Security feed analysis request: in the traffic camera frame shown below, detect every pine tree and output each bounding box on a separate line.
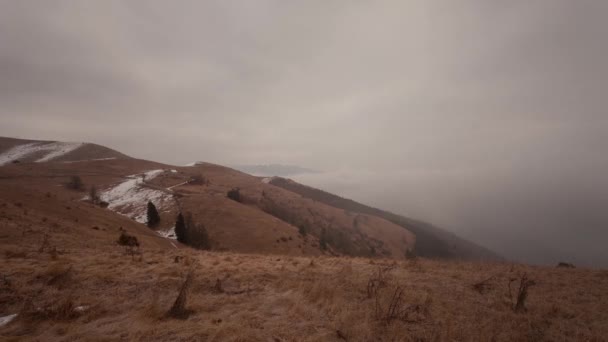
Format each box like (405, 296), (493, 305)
(175, 213), (186, 243)
(146, 201), (161, 228)
(183, 212), (211, 250)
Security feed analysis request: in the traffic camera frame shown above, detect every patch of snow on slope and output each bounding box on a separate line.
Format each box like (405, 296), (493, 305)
(158, 226), (177, 240)
(261, 177), (275, 184)
(0, 142), (84, 165)
(36, 142), (84, 162)
(0, 313), (17, 327)
(74, 305), (89, 313)
(100, 169), (174, 223)
(184, 161), (203, 166)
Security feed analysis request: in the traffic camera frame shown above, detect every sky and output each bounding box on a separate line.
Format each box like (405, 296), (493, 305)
(1, 1), (607, 267)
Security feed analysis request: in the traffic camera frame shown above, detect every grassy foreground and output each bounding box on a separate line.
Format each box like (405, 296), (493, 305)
(1, 239), (607, 341)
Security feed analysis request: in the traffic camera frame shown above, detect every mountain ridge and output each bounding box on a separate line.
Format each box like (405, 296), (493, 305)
(0, 136), (495, 261)
(268, 176), (500, 260)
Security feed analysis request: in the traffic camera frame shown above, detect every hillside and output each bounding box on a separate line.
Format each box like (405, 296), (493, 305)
(268, 177), (499, 260)
(0, 136), (500, 261)
(0, 137), (130, 166)
(0, 137), (415, 259)
(0, 137), (606, 341)
(1, 208), (607, 340)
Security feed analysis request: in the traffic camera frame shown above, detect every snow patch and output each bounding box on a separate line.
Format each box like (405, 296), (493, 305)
(184, 161), (203, 167)
(100, 169), (173, 224)
(37, 142), (85, 162)
(0, 141), (84, 165)
(0, 313), (17, 327)
(170, 169), (178, 173)
(158, 226), (177, 240)
(74, 305), (89, 312)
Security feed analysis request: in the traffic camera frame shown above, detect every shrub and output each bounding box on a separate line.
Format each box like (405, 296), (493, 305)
(66, 176), (84, 191)
(509, 273), (536, 312)
(227, 188), (241, 202)
(146, 201), (161, 228)
(89, 186), (100, 204)
(117, 231), (139, 247)
(367, 266), (428, 325)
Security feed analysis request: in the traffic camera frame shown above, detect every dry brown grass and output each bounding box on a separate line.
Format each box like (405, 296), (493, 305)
(0, 242), (607, 341)
(1, 159), (607, 341)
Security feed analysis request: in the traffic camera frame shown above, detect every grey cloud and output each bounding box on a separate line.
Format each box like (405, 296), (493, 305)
(1, 1), (607, 266)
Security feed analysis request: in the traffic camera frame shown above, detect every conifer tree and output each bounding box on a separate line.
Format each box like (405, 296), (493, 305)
(146, 201), (161, 228)
(175, 213), (186, 243)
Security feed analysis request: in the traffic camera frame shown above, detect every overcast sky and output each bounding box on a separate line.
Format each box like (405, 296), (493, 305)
(1, 1), (607, 267)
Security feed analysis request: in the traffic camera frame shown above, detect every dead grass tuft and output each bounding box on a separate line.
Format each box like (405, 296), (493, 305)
(214, 278), (224, 293)
(366, 265), (429, 326)
(38, 233), (50, 253)
(166, 271), (194, 319)
(366, 265), (394, 299)
(509, 273), (536, 312)
(472, 275), (496, 294)
(43, 263), (73, 289)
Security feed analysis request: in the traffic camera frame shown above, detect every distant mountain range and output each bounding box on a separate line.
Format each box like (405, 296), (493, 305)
(232, 164), (318, 177)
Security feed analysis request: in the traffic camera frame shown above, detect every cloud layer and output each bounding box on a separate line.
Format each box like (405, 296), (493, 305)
(1, 1), (607, 266)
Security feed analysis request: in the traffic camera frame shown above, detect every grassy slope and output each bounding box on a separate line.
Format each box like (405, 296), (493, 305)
(1, 221), (606, 341)
(0, 157), (414, 259)
(269, 177), (499, 260)
(0, 137), (131, 163)
(0, 149), (606, 341)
